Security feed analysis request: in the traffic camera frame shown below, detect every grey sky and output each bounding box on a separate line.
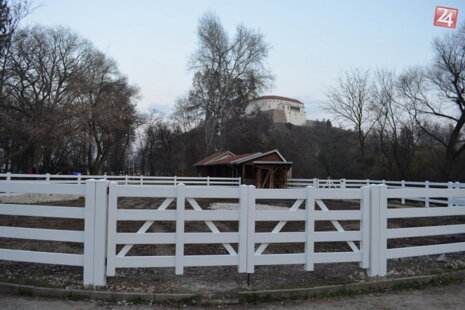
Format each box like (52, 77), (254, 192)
(23, 0), (465, 120)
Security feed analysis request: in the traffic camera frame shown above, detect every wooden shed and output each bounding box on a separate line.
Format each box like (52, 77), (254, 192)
(193, 149), (292, 188)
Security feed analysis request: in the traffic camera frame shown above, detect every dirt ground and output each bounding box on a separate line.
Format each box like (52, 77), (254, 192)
(1, 196), (465, 297)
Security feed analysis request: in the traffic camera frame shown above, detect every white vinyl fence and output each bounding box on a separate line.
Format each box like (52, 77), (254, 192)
(0, 180), (108, 286)
(1, 180), (465, 286)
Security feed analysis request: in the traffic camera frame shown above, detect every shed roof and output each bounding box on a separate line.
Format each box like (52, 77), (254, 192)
(194, 149), (288, 167)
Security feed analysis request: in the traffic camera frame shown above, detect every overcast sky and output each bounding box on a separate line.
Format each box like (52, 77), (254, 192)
(23, 0), (465, 121)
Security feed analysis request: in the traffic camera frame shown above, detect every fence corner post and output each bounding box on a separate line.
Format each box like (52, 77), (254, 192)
(238, 185), (249, 273)
(304, 186), (315, 271)
(175, 183), (186, 275)
(246, 185), (256, 274)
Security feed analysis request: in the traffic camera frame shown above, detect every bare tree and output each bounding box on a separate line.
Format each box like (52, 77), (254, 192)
(398, 25), (465, 178)
(176, 13), (273, 154)
(326, 69), (377, 177)
(0, 26), (92, 170)
(170, 96), (201, 133)
(372, 69), (418, 179)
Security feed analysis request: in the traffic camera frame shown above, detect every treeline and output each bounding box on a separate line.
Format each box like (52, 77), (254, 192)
(133, 112), (465, 181)
(0, 1), (139, 174)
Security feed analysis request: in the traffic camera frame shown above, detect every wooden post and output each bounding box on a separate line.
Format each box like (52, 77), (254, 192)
(256, 168), (261, 188)
(270, 167), (274, 188)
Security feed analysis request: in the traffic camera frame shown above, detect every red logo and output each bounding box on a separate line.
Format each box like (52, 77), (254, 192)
(434, 6), (458, 28)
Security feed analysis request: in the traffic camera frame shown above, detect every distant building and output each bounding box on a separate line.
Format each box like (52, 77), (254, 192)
(245, 95), (307, 126)
(193, 149), (292, 188)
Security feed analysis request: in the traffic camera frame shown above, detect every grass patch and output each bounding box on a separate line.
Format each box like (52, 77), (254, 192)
(18, 289), (33, 296)
(68, 294), (87, 301)
(129, 297), (146, 305)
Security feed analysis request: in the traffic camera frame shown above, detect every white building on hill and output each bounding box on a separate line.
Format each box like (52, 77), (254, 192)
(245, 95), (307, 126)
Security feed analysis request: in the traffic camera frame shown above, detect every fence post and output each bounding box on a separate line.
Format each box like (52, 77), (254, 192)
(378, 185), (388, 276)
(368, 185), (380, 277)
(452, 181), (460, 207)
(83, 179), (109, 286)
(77, 174), (82, 184)
(448, 182), (453, 207)
(46, 173), (50, 183)
(425, 181), (430, 207)
(207, 176), (210, 186)
(94, 180), (108, 285)
(341, 179), (346, 189)
(360, 186), (370, 269)
(6, 172), (11, 196)
(238, 185), (249, 273)
(313, 178), (319, 189)
(366, 179), (369, 185)
(106, 182), (118, 277)
(175, 183), (186, 275)
(246, 185), (256, 273)
(125, 175), (128, 185)
(401, 180), (405, 205)
(174, 175), (177, 186)
(304, 186), (315, 271)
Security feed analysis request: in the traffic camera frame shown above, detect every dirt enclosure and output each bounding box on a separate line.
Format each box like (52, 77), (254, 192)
(1, 194), (465, 297)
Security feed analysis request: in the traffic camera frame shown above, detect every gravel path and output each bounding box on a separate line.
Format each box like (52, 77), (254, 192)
(1, 283), (465, 309)
(0, 194), (80, 204)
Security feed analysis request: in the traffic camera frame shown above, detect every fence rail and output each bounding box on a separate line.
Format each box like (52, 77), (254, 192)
(0, 173), (241, 187)
(1, 179), (465, 286)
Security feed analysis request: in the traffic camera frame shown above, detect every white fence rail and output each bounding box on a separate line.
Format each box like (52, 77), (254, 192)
(0, 173), (241, 187)
(1, 180), (465, 286)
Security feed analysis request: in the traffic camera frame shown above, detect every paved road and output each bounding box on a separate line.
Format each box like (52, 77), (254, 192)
(1, 283), (465, 309)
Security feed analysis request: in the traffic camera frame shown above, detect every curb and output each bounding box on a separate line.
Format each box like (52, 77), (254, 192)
(239, 270), (465, 302)
(1, 270), (465, 305)
(0, 282), (197, 303)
